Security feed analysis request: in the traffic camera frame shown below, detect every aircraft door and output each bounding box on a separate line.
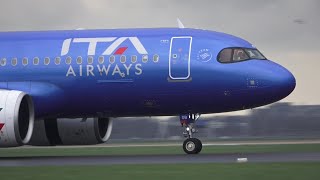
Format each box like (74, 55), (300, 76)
(169, 37), (192, 80)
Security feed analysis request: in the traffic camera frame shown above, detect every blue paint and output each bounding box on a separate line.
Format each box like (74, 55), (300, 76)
(0, 28), (296, 118)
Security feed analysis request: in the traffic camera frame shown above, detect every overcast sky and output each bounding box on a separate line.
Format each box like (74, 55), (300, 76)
(0, 0), (319, 106)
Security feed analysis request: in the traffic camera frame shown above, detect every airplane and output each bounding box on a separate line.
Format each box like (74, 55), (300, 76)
(0, 21), (295, 154)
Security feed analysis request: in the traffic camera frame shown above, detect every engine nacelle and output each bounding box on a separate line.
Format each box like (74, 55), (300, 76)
(29, 117), (113, 146)
(0, 90), (35, 147)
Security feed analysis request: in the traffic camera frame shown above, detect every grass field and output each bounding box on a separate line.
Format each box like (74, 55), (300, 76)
(0, 163), (319, 180)
(1, 143), (320, 157)
(1, 143), (320, 179)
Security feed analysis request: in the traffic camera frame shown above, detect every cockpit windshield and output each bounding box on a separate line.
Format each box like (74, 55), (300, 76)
(245, 49), (266, 60)
(218, 48), (266, 63)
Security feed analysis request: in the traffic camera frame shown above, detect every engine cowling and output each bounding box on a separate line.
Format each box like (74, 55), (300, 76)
(29, 117), (113, 146)
(0, 90), (35, 147)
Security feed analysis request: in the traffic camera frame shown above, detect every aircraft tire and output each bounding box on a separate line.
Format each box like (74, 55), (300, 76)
(183, 138), (202, 154)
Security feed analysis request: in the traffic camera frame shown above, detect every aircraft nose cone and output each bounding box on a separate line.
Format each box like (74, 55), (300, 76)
(272, 66), (296, 99)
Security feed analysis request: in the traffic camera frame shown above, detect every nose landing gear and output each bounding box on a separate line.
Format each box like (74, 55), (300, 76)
(180, 113), (202, 154)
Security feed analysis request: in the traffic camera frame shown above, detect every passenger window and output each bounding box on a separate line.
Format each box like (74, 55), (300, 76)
(120, 55), (126, 63)
(218, 49), (233, 63)
(87, 56), (94, 64)
(76, 56), (82, 64)
(44, 57), (50, 65)
(233, 49), (249, 61)
(12, 58), (17, 66)
(0, 58), (6, 66)
(98, 56), (104, 64)
(153, 54), (160, 63)
(109, 55), (115, 64)
(33, 57), (40, 65)
(131, 55), (137, 63)
(65, 57), (72, 65)
(55, 57), (61, 65)
(22, 58), (28, 66)
(142, 55), (148, 63)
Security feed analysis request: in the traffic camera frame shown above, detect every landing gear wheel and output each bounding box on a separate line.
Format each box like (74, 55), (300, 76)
(183, 138), (202, 154)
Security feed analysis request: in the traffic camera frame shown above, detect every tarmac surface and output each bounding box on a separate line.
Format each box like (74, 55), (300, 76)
(1, 152), (320, 166)
(19, 139), (320, 148)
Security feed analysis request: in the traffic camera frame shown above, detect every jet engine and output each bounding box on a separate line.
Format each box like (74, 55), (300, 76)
(0, 90), (35, 147)
(29, 117), (113, 146)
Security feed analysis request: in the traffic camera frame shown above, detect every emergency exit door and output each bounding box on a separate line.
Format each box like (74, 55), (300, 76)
(169, 37), (192, 80)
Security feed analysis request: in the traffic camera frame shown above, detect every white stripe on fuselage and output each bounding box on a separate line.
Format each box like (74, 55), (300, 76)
(61, 37), (148, 56)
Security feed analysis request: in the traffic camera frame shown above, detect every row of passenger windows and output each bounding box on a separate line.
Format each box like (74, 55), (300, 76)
(0, 54), (160, 67)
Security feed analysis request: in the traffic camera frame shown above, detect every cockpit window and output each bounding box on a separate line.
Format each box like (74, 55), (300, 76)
(244, 49), (266, 60)
(218, 48), (267, 63)
(218, 49), (233, 63)
(233, 49), (249, 61)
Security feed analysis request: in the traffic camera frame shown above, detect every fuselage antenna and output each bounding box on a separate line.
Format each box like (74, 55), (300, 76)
(177, 18), (185, 29)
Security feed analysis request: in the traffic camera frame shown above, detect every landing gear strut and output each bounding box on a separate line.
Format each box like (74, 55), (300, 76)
(180, 113), (202, 154)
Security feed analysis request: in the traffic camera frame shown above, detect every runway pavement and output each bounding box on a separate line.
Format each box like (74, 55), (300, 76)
(19, 139), (320, 149)
(1, 152), (320, 167)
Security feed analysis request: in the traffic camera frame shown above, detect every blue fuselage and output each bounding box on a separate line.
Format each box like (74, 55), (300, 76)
(0, 28), (296, 118)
